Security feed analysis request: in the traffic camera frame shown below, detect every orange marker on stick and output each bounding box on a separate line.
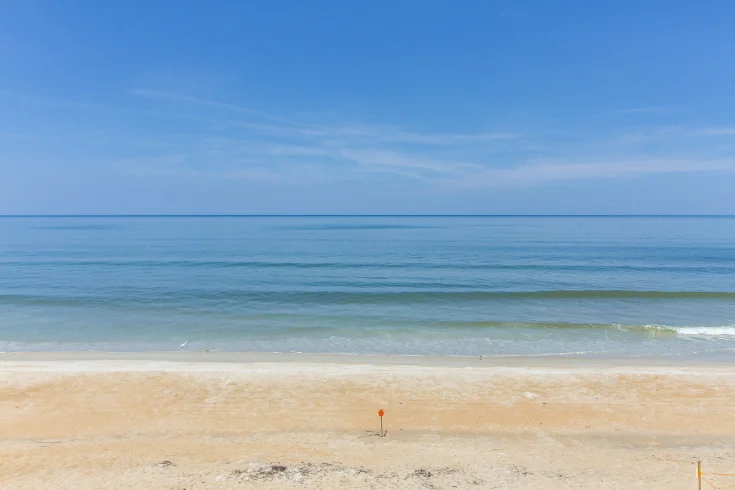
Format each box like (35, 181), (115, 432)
(378, 409), (385, 438)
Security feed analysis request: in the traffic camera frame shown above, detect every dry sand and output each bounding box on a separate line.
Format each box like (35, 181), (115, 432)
(1, 352), (735, 489)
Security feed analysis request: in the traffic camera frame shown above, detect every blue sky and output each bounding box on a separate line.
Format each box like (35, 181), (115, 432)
(2, 1), (735, 214)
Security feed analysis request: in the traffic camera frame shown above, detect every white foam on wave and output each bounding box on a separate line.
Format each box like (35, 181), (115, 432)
(674, 326), (735, 336)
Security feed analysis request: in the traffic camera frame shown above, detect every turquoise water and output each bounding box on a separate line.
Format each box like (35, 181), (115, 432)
(1, 216), (734, 358)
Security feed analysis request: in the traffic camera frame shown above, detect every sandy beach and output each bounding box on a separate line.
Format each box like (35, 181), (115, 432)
(2, 353), (735, 489)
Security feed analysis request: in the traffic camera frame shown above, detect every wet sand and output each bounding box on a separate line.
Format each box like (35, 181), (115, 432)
(1, 353), (734, 489)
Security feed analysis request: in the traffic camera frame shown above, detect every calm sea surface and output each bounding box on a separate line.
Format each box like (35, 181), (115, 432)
(1, 216), (734, 358)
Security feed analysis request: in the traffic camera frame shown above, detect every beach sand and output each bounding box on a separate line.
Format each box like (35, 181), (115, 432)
(1, 353), (734, 489)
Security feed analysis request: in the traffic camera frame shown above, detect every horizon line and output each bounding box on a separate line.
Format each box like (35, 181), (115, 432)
(1, 214), (734, 218)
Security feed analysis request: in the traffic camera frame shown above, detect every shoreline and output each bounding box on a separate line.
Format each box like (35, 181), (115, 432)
(2, 349), (735, 370)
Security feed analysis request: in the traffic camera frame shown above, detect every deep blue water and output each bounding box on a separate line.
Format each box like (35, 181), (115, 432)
(1, 216), (734, 358)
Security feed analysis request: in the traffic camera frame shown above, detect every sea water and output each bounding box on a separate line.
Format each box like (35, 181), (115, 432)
(1, 216), (734, 359)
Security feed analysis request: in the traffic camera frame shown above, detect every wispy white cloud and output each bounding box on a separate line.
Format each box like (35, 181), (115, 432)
(380, 131), (518, 145)
(8, 88), (735, 188)
(334, 149), (482, 176)
(128, 89), (303, 125)
(114, 133), (735, 189)
(445, 157), (735, 188)
(616, 107), (673, 115)
(130, 88), (520, 147)
(612, 125), (735, 147)
(695, 127), (735, 136)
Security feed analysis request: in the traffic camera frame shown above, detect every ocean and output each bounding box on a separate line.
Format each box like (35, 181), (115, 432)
(1, 216), (734, 359)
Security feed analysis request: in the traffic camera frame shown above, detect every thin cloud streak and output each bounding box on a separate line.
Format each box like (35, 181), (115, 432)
(131, 89), (520, 146)
(9, 89), (735, 189)
(128, 89), (302, 125)
(451, 157), (735, 187)
(696, 127), (735, 136)
(616, 107), (672, 115)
